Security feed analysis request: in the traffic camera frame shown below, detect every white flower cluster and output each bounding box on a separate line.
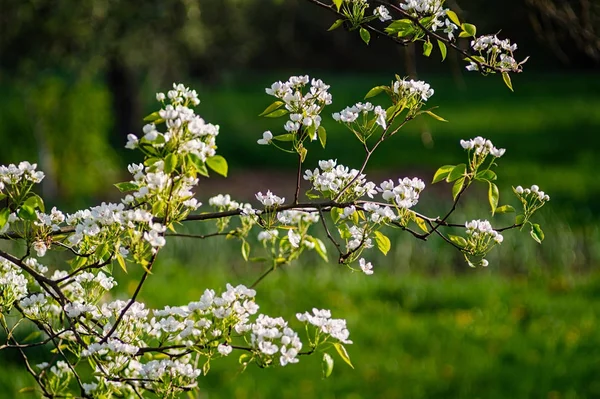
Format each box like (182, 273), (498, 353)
(373, 5), (392, 22)
(359, 258), (374, 275)
(127, 83), (219, 164)
(0, 161), (45, 190)
(465, 219), (503, 243)
(515, 185), (550, 202)
(263, 75), (332, 140)
(255, 190), (285, 207)
(297, 308), (352, 344)
(34, 207), (65, 232)
(373, 5), (392, 21)
(250, 314), (303, 366)
(332, 102), (387, 130)
(123, 162), (200, 211)
(460, 136), (506, 158)
(304, 159), (377, 201)
(20, 293), (60, 320)
(463, 220), (503, 266)
(466, 35), (524, 73)
(64, 201), (164, 255)
(393, 77), (435, 103)
(400, 0), (458, 40)
(378, 177), (425, 209)
(0, 259), (28, 310)
(347, 225), (373, 251)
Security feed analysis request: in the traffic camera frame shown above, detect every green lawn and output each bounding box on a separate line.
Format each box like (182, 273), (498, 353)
(4, 263), (600, 398)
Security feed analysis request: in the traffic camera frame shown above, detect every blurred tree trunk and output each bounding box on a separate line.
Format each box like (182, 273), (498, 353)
(107, 58), (141, 141)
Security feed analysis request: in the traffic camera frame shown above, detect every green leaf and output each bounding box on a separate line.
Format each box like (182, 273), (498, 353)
(515, 214), (526, 225)
(333, 0), (343, 11)
(143, 111), (161, 122)
(437, 39), (447, 61)
(18, 205), (36, 221)
(446, 10), (460, 26)
(318, 126), (327, 148)
(0, 193), (6, 202)
(476, 169), (497, 181)
(22, 330), (42, 343)
(264, 109), (288, 118)
(0, 208), (9, 229)
(530, 223), (544, 244)
(432, 165), (455, 184)
(116, 253), (127, 273)
(446, 164), (466, 183)
(272, 134), (295, 142)
(311, 237), (328, 262)
(331, 207), (343, 223)
(18, 387), (37, 394)
(359, 27), (370, 44)
(164, 153), (178, 174)
(328, 19), (344, 31)
(495, 205), (515, 214)
(114, 182), (138, 192)
(24, 194), (45, 212)
(259, 101), (285, 117)
(448, 234), (468, 247)
(461, 23), (476, 37)
(241, 241), (250, 261)
(488, 182), (499, 215)
(364, 86), (387, 99)
(206, 155), (228, 177)
(333, 343), (354, 369)
(322, 353), (334, 379)
(298, 146), (308, 163)
(423, 40), (433, 57)
(452, 177), (465, 201)
(502, 72), (514, 92)
(413, 216), (429, 233)
(424, 110), (448, 122)
(373, 231), (391, 255)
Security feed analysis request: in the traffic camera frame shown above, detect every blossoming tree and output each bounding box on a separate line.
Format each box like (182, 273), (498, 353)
(0, 1), (548, 397)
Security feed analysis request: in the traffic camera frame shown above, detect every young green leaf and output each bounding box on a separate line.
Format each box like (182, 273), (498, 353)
(446, 164), (466, 183)
(461, 23), (476, 37)
(310, 237), (328, 262)
(206, 155), (228, 177)
(446, 10), (460, 26)
(432, 165), (455, 184)
(530, 223), (544, 244)
(423, 40), (433, 57)
(116, 253), (128, 273)
(475, 169), (497, 182)
(0, 208), (9, 229)
(328, 19), (344, 31)
(164, 153), (178, 174)
(333, 343), (354, 369)
(318, 126), (327, 148)
(114, 182), (139, 193)
(502, 72), (514, 92)
(448, 234), (468, 247)
(437, 39), (447, 61)
(495, 205), (515, 214)
(259, 101), (284, 116)
(364, 86), (387, 100)
(23, 194), (45, 212)
(322, 353), (334, 379)
(143, 111), (161, 122)
(488, 182), (499, 215)
(359, 27), (371, 44)
(413, 216), (429, 233)
(425, 110), (448, 122)
(264, 109), (289, 118)
(333, 0), (343, 11)
(374, 231), (391, 256)
(452, 177), (465, 201)
(273, 134), (295, 142)
(241, 241), (250, 261)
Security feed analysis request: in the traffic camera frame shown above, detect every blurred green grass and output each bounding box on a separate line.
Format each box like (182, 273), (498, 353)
(4, 264), (600, 398)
